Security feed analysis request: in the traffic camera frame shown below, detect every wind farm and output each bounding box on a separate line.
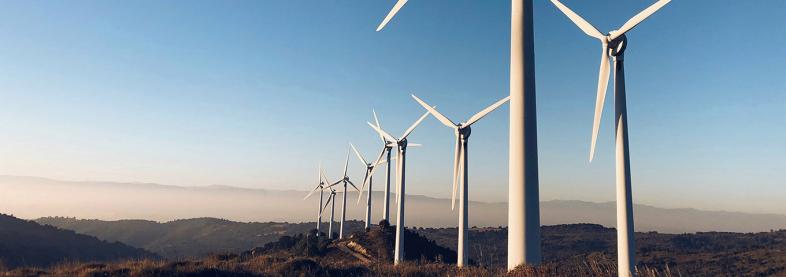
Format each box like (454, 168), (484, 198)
(1, 0), (785, 276)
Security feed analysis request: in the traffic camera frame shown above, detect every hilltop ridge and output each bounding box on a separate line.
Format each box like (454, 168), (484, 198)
(0, 214), (156, 268)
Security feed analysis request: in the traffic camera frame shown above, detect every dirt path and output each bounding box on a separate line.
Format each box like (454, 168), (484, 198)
(336, 242), (373, 264)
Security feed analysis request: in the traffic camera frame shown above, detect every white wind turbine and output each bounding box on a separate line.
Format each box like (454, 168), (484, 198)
(549, 0), (671, 276)
(376, 1), (542, 268)
(369, 110), (395, 224)
(350, 143), (391, 229)
(412, 94), (510, 267)
(324, 149), (361, 239)
(303, 163), (331, 237)
(366, 109), (430, 265)
(319, 187), (338, 239)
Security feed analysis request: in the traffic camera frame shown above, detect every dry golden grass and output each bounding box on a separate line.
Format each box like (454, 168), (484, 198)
(2, 253), (679, 277)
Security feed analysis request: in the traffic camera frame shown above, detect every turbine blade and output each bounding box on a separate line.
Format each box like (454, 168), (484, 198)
(451, 136), (460, 210)
(455, 145), (465, 210)
(367, 122), (397, 142)
(590, 43), (611, 162)
(347, 180), (359, 192)
(407, 143), (422, 147)
(367, 147), (387, 177)
(411, 94), (456, 128)
(464, 96), (510, 127)
(611, 0), (671, 40)
(304, 183), (321, 200)
(321, 168), (332, 185)
(350, 143), (368, 165)
(373, 110), (385, 143)
(321, 196), (333, 216)
(550, 0), (605, 40)
(343, 148), (350, 177)
(376, 0), (409, 32)
(328, 179), (343, 187)
(374, 157), (389, 166)
(400, 109), (431, 139)
(396, 177), (400, 204)
(357, 170), (370, 205)
(395, 152), (401, 204)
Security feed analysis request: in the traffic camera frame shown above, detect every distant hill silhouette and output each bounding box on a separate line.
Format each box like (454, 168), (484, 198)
(5, 175), (786, 233)
(36, 216), (365, 259)
(0, 214), (156, 268)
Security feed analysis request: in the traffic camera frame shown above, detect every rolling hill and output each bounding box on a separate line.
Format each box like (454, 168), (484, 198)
(35, 217), (365, 259)
(0, 214), (156, 269)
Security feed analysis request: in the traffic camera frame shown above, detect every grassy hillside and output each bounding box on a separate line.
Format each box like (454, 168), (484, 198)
(1, 224), (671, 276)
(415, 224), (786, 276)
(0, 214), (156, 269)
(35, 217), (786, 275)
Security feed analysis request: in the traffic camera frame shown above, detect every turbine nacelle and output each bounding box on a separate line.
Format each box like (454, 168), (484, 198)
(608, 34), (628, 57)
(456, 125), (472, 139)
(397, 138), (408, 149)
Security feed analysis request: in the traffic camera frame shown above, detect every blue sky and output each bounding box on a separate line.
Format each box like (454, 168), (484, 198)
(0, 0), (784, 214)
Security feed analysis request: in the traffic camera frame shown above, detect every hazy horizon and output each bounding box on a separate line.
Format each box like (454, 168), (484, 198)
(3, 174), (786, 233)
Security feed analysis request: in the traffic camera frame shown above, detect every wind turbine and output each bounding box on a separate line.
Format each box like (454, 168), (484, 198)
(319, 187), (338, 239)
(370, 110), (394, 224)
(412, 94), (510, 267)
(303, 163), (331, 237)
(366, 109), (430, 265)
(376, 0), (542, 269)
(325, 148), (360, 239)
(350, 143), (391, 229)
(548, 0), (671, 276)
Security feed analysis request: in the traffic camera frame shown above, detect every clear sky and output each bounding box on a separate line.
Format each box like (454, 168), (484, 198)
(0, 1), (784, 214)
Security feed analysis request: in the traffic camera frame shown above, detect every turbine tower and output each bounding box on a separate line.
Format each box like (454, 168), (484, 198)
(325, 149), (360, 239)
(350, 143), (390, 229)
(548, 0), (671, 275)
(412, 94), (510, 267)
(375, 1), (542, 269)
(366, 109), (430, 265)
(303, 163), (330, 237)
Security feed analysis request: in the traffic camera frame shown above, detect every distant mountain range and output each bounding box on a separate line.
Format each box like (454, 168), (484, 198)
(0, 214), (155, 268)
(3, 175), (786, 233)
